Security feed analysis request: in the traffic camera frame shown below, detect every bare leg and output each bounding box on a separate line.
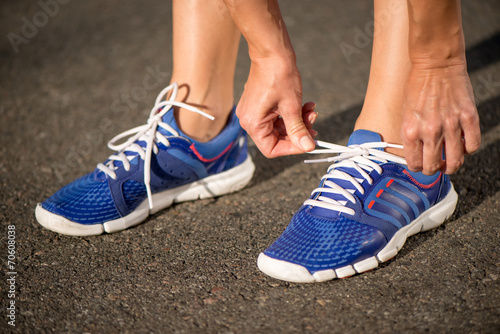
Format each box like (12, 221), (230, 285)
(354, 0), (410, 154)
(171, 0), (240, 142)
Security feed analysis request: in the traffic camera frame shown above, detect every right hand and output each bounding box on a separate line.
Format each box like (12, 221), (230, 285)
(236, 57), (317, 158)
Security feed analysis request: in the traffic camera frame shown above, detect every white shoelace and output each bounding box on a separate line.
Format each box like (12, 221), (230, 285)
(97, 83), (214, 210)
(303, 140), (407, 215)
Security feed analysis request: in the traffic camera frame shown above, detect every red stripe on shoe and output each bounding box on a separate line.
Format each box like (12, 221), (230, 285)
(402, 170), (441, 189)
(190, 143), (233, 163)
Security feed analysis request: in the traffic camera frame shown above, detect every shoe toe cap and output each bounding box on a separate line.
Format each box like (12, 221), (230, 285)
(260, 208), (387, 280)
(41, 172), (120, 225)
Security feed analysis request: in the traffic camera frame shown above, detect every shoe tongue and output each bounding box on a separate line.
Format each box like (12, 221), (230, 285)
(105, 107), (180, 171)
(347, 129), (382, 146)
(159, 107), (181, 135)
(339, 129), (384, 177)
(309, 130), (383, 216)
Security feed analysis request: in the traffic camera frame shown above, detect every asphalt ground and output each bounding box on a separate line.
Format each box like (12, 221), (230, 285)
(1, 0), (499, 333)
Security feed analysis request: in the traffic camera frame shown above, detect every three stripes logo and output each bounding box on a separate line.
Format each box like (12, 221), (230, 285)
(364, 173), (441, 228)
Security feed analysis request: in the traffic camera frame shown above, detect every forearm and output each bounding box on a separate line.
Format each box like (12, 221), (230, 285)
(222, 0), (296, 63)
(222, 0), (316, 157)
(402, 0), (480, 175)
(407, 0), (466, 67)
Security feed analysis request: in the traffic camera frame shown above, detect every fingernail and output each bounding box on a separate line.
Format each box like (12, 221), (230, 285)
(309, 111), (318, 125)
(300, 136), (315, 151)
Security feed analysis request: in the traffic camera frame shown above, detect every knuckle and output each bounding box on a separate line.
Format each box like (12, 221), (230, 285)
(424, 123), (442, 140)
(279, 101), (302, 117)
(402, 124), (419, 142)
(255, 142), (273, 158)
(286, 120), (306, 135)
(443, 116), (460, 131)
(408, 164), (423, 173)
(236, 114), (251, 131)
(422, 168), (437, 176)
(406, 158), (423, 172)
(425, 162), (443, 175)
(460, 108), (479, 126)
(262, 151), (274, 159)
(447, 159), (463, 173)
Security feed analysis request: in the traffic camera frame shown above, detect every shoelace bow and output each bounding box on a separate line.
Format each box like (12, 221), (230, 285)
(303, 140), (407, 215)
(97, 83), (214, 210)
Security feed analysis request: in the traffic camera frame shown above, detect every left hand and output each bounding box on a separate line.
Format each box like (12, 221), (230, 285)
(401, 62), (481, 175)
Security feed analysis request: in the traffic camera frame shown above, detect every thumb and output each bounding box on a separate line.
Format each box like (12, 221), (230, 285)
(281, 111), (316, 152)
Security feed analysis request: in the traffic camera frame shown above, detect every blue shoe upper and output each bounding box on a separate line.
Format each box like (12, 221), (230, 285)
(41, 107), (249, 225)
(263, 130), (452, 273)
(41, 172), (123, 225)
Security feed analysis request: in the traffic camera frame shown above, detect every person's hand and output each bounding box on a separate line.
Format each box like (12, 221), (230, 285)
(236, 57), (317, 158)
(401, 62), (481, 175)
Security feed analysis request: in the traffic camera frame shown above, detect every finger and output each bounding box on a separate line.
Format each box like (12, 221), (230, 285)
(280, 105), (315, 153)
(243, 113), (309, 158)
(303, 104), (318, 129)
(302, 101), (316, 112)
(402, 125), (424, 172)
(422, 138), (445, 175)
(280, 102), (317, 138)
(460, 106), (481, 155)
(443, 124), (464, 175)
(273, 116), (287, 138)
(255, 132), (310, 158)
(404, 142), (424, 172)
(273, 120), (318, 142)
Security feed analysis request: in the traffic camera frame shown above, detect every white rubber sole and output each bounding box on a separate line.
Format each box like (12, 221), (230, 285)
(36, 156), (255, 236)
(257, 184), (458, 283)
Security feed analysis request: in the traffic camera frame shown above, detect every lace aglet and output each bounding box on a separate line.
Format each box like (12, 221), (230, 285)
(304, 157), (337, 164)
(202, 113), (215, 121)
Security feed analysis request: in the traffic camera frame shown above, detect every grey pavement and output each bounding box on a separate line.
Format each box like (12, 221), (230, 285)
(1, 0), (499, 333)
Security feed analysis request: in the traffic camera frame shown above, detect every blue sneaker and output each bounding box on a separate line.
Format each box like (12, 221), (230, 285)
(36, 83), (255, 236)
(258, 130), (457, 283)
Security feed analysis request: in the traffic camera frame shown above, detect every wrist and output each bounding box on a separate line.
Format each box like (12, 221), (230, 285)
(407, 0), (466, 66)
(249, 47), (297, 67)
(409, 25), (466, 63)
(409, 56), (467, 73)
(247, 28), (297, 64)
(249, 52), (298, 88)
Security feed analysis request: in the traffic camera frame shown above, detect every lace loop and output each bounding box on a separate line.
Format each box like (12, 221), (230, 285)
(96, 83), (214, 210)
(303, 140), (407, 214)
